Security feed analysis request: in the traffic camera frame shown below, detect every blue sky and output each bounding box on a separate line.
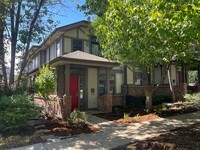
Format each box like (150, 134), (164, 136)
(55, 0), (88, 27)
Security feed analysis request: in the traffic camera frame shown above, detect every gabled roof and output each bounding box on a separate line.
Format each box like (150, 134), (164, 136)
(62, 50), (111, 63)
(29, 20), (89, 53)
(49, 51), (119, 68)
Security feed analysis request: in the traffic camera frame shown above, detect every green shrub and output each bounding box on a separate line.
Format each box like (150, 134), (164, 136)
(126, 94), (172, 108)
(152, 95), (173, 106)
(184, 92), (200, 102)
(34, 64), (56, 101)
(68, 109), (87, 127)
(0, 92), (41, 131)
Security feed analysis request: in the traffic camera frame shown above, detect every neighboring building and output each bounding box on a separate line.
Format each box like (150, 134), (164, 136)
(27, 20), (199, 117)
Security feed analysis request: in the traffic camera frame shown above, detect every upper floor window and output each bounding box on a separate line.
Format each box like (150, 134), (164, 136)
(56, 40), (61, 56)
(73, 39), (83, 51)
(92, 43), (100, 56)
(91, 36), (97, 42)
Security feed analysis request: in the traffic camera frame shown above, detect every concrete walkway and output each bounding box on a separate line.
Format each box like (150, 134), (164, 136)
(11, 111), (200, 150)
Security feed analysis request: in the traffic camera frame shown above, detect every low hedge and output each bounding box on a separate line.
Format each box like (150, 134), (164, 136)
(0, 93), (41, 131)
(126, 94), (173, 107)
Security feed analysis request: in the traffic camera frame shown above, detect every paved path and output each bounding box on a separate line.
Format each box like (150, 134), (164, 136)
(11, 111), (200, 150)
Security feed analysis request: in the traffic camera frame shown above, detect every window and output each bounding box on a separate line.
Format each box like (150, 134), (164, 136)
(98, 72), (116, 96)
(109, 74), (115, 94)
(56, 40), (61, 56)
(98, 74), (106, 96)
(73, 39), (83, 51)
(134, 67), (143, 85)
(91, 36), (97, 42)
(92, 43), (100, 56)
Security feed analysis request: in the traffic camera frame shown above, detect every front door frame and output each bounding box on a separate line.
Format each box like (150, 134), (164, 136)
(69, 67), (86, 110)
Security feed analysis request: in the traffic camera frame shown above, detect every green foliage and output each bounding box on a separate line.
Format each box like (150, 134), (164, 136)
(68, 109), (87, 127)
(123, 113), (129, 120)
(126, 95), (172, 107)
(78, 0), (109, 17)
(184, 92), (200, 102)
(188, 70), (198, 83)
(0, 93), (41, 131)
(92, 0), (200, 113)
(93, 0), (200, 67)
(154, 104), (167, 115)
(0, 85), (5, 97)
(153, 95), (173, 106)
(35, 64), (56, 101)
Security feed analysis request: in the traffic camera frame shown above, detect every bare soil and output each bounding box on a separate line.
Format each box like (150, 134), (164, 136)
(113, 122), (200, 150)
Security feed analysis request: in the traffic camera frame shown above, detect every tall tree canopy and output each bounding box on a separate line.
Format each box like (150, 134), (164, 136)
(78, 0), (108, 17)
(92, 0), (200, 112)
(0, 0), (68, 88)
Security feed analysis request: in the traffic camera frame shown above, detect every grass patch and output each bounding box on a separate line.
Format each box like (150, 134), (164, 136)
(0, 130), (43, 149)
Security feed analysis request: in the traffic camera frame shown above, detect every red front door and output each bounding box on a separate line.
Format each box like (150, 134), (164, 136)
(70, 76), (79, 111)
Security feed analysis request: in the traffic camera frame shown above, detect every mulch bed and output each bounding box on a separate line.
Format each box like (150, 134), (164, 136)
(44, 120), (99, 136)
(0, 119), (98, 150)
(115, 113), (161, 124)
(94, 107), (147, 121)
(113, 122), (200, 150)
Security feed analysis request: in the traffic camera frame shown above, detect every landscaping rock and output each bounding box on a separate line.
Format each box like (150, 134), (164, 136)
(40, 134), (57, 141)
(27, 119), (42, 127)
(36, 129), (50, 134)
(34, 124), (46, 130)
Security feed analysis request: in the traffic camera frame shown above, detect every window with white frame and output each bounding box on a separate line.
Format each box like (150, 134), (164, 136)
(56, 40), (61, 56)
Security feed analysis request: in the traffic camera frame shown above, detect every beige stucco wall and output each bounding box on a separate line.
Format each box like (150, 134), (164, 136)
(46, 48), (49, 63)
(59, 38), (62, 56)
(88, 68), (98, 108)
(127, 68), (133, 84)
(78, 28), (89, 40)
(116, 73), (122, 93)
(50, 42), (56, 61)
(84, 41), (90, 53)
(64, 38), (71, 53)
(171, 64), (177, 85)
(64, 29), (77, 38)
(154, 66), (161, 84)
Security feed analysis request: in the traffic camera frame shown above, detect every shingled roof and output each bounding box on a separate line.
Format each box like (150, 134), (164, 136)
(61, 51), (111, 63)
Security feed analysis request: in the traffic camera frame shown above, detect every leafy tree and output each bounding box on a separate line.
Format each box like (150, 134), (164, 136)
(0, 0), (68, 87)
(35, 64), (56, 101)
(92, 0), (200, 112)
(35, 64), (56, 116)
(78, 0), (108, 17)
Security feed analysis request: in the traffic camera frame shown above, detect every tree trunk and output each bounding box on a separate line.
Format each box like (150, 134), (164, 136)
(0, 0), (8, 92)
(9, 42), (16, 85)
(145, 89), (153, 113)
(9, 0), (22, 85)
(16, 0), (45, 88)
(167, 68), (176, 102)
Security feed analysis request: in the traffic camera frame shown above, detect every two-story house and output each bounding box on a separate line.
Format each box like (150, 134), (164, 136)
(27, 21), (123, 115)
(27, 20), (199, 117)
